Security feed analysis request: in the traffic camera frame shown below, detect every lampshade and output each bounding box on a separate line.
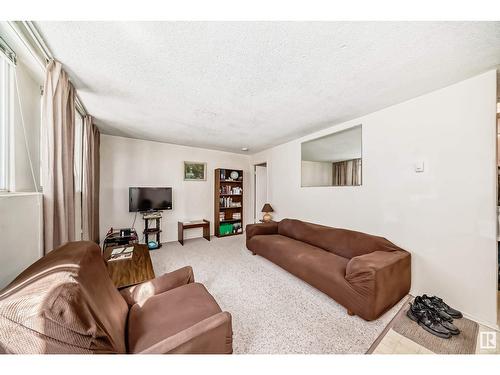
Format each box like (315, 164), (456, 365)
(261, 203), (274, 213)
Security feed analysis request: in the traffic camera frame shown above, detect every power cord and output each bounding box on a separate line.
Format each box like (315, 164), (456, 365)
(131, 211), (137, 230)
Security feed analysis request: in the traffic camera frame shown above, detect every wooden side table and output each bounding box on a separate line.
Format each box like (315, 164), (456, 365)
(103, 244), (155, 289)
(178, 219), (210, 246)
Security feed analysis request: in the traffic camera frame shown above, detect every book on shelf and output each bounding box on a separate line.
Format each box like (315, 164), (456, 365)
(219, 185), (243, 195)
(219, 196), (242, 208)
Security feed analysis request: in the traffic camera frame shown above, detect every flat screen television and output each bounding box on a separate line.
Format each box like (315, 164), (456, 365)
(129, 187), (173, 212)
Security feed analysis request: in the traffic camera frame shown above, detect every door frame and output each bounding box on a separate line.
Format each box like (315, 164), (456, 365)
(253, 162), (267, 223)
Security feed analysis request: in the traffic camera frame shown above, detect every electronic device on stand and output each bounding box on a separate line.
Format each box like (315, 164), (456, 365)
(143, 212), (162, 249)
(103, 228), (138, 250)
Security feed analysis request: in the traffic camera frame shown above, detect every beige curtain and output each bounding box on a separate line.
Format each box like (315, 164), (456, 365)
(332, 158), (362, 186)
(41, 60), (76, 253)
(351, 158), (361, 185)
(332, 160), (348, 186)
(82, 115), (100, 243)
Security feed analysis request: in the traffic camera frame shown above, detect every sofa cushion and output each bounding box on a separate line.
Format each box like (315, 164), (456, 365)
(278, 218), (401, 259)
(127, 282), (222, 353)
(0, 241), (128, 354)
(249, 234), (349, 286)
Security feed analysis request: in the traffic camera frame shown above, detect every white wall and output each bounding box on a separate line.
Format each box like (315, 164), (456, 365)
(301, 161), (333, 187)
(100, 135), (252, 243)
(0, 193), (43, 289)
(251, 70), (498, 327)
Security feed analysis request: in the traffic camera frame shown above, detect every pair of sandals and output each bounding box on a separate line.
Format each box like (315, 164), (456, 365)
(407, 295), (463, 339)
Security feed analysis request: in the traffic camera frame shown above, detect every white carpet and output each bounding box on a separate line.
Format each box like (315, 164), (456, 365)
(150, 235), (405, 354)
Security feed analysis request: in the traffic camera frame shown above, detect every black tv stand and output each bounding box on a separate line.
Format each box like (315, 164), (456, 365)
(143, 212), (162, 249)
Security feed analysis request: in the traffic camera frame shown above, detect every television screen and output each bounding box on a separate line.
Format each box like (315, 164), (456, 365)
(129, 187), (173, 212)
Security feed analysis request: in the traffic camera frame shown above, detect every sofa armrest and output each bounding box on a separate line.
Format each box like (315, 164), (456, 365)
(245, 222), (278, 241)
(345, 250), (411, 320)
(137, 312), (233, 354)
(120, 266), (195, 306)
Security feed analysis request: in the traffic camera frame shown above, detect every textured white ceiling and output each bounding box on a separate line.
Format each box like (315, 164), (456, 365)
(35, 22), (500, 154)
(302, 125), (361, 162)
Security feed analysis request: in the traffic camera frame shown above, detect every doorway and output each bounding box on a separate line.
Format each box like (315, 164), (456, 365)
(254, 163), (267, 223)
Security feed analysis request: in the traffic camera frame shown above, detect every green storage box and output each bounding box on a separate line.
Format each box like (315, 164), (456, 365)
(220, 223), (233, 235)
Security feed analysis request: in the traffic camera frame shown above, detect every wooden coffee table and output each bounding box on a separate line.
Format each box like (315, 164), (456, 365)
(103, 244), (155, 289)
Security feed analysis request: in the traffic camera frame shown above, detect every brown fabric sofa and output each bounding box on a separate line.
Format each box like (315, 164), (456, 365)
(246, 219), (411, 321)
(0, 241), (232, 354)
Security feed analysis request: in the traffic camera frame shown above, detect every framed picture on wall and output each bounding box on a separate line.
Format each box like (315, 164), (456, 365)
(184, 161), (207, 181)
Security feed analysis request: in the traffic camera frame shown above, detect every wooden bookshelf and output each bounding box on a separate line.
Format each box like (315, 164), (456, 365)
(214, 168), (243, 237)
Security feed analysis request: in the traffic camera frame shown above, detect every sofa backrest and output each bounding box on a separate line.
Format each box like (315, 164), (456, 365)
(0, 241), (129, 354)
(278, 218), (401, 259)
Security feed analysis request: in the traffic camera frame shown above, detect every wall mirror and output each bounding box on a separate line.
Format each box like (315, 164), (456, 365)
(301, 125), (362, 187)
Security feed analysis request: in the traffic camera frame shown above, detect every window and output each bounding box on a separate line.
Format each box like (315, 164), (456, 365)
(0, 55), (12, 191)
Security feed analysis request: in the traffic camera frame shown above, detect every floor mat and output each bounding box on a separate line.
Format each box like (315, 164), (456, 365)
(392, 302), (478, 354)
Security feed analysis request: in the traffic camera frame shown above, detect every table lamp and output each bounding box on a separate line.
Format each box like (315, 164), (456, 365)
(261, 203), (274, 222)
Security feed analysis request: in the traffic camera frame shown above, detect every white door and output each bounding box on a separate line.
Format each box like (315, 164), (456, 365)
(254, 165), (267, 223)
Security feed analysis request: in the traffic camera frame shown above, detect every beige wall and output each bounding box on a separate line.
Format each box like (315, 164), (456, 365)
(100, 135), (252, 243)
(251, 70), (498, 327)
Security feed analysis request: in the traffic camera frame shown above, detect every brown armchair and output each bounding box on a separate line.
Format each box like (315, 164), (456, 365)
(119, 266), (195, 306)
(0, 242), (233, 354)
(122, 266), (233, 354)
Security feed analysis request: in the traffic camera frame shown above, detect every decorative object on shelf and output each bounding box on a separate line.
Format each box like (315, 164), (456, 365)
(232, 222), (243, 234)
(148, 240), (159, 250)
(230, 171), (239, 180)
(184, 161), (207, 181)
(261, 203), (274, 222)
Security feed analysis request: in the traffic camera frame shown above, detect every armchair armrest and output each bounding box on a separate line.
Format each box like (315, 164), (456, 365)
(120, 266), (194, 306)
(245, 222), (278, 241)
(345, 250), (411, 320)
(137, 311), (233, 354)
